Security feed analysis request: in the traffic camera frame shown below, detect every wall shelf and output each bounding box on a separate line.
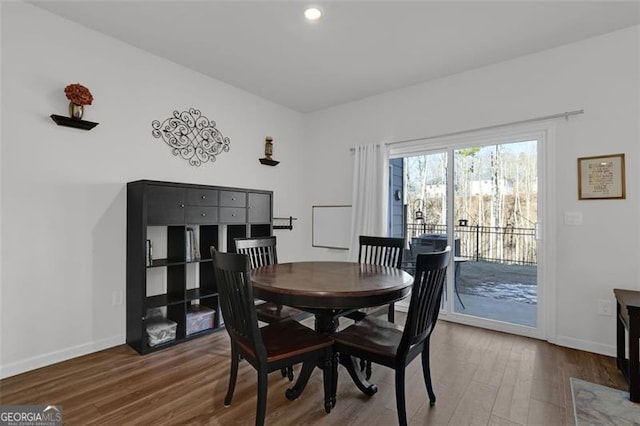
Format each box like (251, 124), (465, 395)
(273, 216), (297, 230)
(259, 158), (279, 166)
(50, 114), (99, 130)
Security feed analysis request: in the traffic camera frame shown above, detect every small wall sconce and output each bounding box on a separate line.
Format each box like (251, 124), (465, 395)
(259, 136), (280, 166)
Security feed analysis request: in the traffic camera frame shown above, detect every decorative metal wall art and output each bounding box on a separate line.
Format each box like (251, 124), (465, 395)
(152, 108), (231, 166)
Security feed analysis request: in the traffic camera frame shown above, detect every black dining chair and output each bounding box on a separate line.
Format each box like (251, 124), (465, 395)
(355, 235), (405, 322)
(211, 249), (335, 426)
(346, 235), (405, 379)
(234, 236), (305, 381)
(331, 247), (450, 426)
(234, 236), (306, 324)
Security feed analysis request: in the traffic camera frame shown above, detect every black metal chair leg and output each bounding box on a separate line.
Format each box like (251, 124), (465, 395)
(359, 359), (373, 380)
(322, 348), (333, 413)
(280, 366), (294, 381)
(395, 367), (408, 426)
(331, 352), (339, 408)
(256, 369), (268, 426)
(224, 345), (239, 406)
(388, 302), (395, 322)
(365, 361), (372, 380)
(287, 366), (294, 381)
(421, 344), (436, 406)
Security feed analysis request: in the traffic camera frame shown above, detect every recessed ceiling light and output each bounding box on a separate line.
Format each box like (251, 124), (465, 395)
(304, 7), (322, 21)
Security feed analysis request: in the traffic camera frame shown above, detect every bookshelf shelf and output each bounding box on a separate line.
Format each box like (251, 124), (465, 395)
(186, 288), (217, 301)
(146, 293), (184, 308)
(147, 258), (213, 268)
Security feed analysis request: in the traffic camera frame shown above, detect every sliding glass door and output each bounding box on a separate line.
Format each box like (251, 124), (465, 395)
(392, 127), (545, 336)
(451, 140), (538, 327)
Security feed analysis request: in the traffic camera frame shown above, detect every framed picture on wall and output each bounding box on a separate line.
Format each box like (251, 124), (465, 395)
(578, 153), (626, 200)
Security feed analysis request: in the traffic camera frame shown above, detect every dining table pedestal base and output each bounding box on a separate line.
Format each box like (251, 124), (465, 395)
(314, 310), (342, 333)
(339, 354), (378, 396)
(251, 261), (413, 410)
(285, 352), (337, 413)
(285, 309), (387, 408)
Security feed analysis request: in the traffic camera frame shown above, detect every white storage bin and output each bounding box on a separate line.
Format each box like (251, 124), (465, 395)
(146, 318), (177, 347)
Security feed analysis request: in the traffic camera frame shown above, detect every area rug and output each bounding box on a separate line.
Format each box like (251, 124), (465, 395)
(571, 377), (640, 425)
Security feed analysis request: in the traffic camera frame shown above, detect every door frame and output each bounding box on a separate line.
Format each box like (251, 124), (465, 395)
(389, 121), (556, 341)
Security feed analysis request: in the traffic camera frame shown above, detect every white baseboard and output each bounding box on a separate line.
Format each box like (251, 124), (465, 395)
(394, 305), (616, 358)
(0, 335), (124, 379)
(554, 335), (616, 358)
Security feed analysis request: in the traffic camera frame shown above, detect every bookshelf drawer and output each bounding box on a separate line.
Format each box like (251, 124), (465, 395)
(220, 207), (246, 223)
(186, 207), (218, 224)
(187, 188), (218, 206)
(220, 191), (246, 207)
(147, 186), (185, 225)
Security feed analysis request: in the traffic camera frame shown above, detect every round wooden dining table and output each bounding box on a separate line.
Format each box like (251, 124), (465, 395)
(251, 261), (414, 333)
(251, 261), (414, 405)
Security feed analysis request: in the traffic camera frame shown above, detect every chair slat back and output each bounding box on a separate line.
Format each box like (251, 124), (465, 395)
(211, 249), (266, 359)
(400, 247), (450, 351)
(235, 236), (278, 269)
(358, 236), (405, 268)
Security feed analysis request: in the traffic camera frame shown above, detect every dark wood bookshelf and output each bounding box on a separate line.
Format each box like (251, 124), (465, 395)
(126, 180), (273, 354)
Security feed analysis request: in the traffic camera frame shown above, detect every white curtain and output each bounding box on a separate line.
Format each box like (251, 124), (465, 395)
(349, 144), (389, 260)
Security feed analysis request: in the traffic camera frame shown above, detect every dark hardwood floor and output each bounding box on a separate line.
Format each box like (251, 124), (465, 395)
(0, 315), (627, 425)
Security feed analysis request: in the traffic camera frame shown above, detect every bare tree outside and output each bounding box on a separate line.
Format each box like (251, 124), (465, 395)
(404, 140), (537, 265)
(401, 140), (538, 327)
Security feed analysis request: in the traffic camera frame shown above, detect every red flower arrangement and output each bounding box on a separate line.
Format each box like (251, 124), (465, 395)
(64, 83), (94, 106)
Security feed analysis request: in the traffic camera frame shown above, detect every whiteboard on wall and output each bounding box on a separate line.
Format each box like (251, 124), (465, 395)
(312, 205), (352, 250)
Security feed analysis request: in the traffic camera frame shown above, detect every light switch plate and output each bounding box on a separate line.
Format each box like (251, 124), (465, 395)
(564, 212), (583, 226)
(112, 290), (123, 306)
(597, 299), (612, 316)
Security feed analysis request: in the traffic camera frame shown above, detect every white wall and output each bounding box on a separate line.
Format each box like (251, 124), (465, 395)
(0, 2), (308, 378)
(2, 1), (638, 378)
(302, 25), (640, 355)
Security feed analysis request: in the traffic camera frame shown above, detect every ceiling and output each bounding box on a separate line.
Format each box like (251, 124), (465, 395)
(31, 1), (640, 113)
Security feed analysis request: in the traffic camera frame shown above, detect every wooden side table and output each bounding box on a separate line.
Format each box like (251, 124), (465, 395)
(613, 288), (640, 402)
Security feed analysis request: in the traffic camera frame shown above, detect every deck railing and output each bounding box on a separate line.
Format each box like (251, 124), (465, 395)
(406, 223), (537, 265)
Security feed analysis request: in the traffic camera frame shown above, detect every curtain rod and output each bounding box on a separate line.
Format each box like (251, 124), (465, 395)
(350, 109), (584, 151)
